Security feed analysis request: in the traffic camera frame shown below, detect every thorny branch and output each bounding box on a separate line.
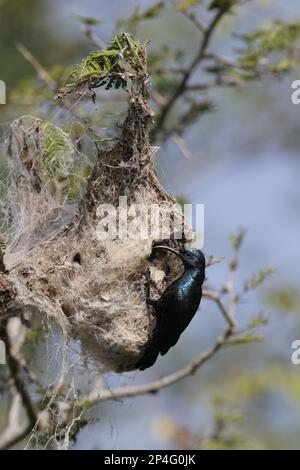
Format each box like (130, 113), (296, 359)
(83, 24), (107, 50)
(90, 328), (233, 402)
(151, 7), (229, 139)
(0, 394), (34, 449)
(0, 249), (240, 449)
(16, 43), (56, 92)
(0, 2), (269, 449)
(0, 320), (38, 449)
(80, 255), (238, 406)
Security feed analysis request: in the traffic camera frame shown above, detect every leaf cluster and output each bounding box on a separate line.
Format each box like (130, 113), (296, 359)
(58, 33), (146, 97)
(236, 20), (300, 76)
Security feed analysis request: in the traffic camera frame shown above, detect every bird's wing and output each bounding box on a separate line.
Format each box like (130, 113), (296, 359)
(158, 285), (203, 356)
(158, 290), (183, 356)
(136, 330), (160, 370)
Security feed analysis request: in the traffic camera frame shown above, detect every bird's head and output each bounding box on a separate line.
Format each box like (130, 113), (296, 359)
(153, 245), (206, 271)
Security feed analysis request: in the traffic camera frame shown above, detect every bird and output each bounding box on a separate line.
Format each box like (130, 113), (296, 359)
(136, 245), (206, 370)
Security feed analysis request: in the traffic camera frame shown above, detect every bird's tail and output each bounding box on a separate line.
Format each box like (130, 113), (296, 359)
(135, 330), (160, 371)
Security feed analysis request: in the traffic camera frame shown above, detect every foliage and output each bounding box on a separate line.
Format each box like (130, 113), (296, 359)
(175, 0), (203, 12)
(1, 0), (300, 452)
(58, 33), (147, 98)
(229, 229), (246, 251)
(236, 20), (300, 77)
(117, 2), (165, 30)
(244, 268), (276, 292)
(225, 333), (264, 346)
(73, 14), (103, 26)
(41, 122), (74, 178)
(266, 286), (300, 314)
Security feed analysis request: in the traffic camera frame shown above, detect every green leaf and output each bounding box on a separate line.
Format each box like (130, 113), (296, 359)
(265, 286), (300, 314)
(176, 0), (202, 12)
(247, 314), (268, 329)
(237, 20), (300, 75)
(271, 58), (295, 73)
(73, 14), (103, 26)
(243, 20), (300, 52)
(244, 267), (276, 291)
(57, 33), (146, 97)
(140, 2), (165, 19)
(41, 122), (74, 178)
(226, 334), (263, 346)
(229, 229), (246, 251)
(117, 2), (164, 29)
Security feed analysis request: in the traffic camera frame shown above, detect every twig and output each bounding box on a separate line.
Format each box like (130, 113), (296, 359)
(80, 247), (240, 408)
(16, 42), (57, 91)
(84, 26), (107, 49)
(186, 75), (244, 91)
(152, 7), (229, 138)
(206, 255), (224, 267)
(185, 82), (212, 92)
(203, 289), (236, 329)
(227, 257), (239, 320)
(86, 326), (234, 404)
(180, 9), (208, 34)
(203, 51), (240, 68)
(81, 280), (238, 406)
(170, 133), (192, 160)
(0, 321), (38, 449)
(152, 90), (168, 107)
(0, 394), (33, 449)
(169, 0), (207, 32)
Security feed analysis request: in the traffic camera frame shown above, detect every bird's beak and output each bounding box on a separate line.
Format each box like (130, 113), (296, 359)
(152, 245), (185, 261)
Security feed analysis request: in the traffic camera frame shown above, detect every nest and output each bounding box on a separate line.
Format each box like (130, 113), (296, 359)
(1, 95), (192, 372)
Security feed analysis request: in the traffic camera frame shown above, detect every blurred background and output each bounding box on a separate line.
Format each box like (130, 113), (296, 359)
(1, 0), (300, 450)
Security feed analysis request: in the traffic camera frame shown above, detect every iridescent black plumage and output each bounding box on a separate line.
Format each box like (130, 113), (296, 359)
(136, 246), (206, 370)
